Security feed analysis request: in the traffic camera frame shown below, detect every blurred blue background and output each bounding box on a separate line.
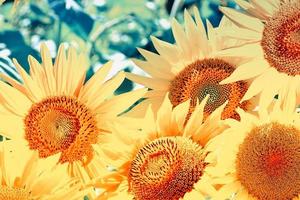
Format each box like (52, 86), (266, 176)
(0, 0), (238, 94)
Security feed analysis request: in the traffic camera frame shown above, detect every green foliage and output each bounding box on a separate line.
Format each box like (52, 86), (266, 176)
(0, 0), (235, 91)
(0, 0), (176, 93)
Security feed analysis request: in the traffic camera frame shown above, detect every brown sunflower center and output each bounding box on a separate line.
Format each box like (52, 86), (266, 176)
(261, 1), (300, 76)
(24, 96), (99, 165)
(169, 58), (249, 120)
(236, 122), (300, 200)
(0, 187), (31, 200)
(128, 136), (206, 200)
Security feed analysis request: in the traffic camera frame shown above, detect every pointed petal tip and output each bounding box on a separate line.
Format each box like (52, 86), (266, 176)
(241, 94), (251, 102)
(57, 43), (66, 53)
(200, 94), (210, 106)
(136, 47), (144, 53)
(12, 58), (24, 71)
(219, 80), (227, 85)
(192, 5), (200, 14)
(39, 42), (48, 50)
(27, 55), (35, 61)
(171, 18), (180, 27)
(150, 35), (157, 41)
(219, 77), (234, 85)
(117, 71), (125, 78)
(12, 58), (18, 64)
(149, 36), (162, 46)
(58, 43), (66, 49)
(206, 18), (213, 27)
(136, 47), (151, 57)
(183, 8), (189, 16)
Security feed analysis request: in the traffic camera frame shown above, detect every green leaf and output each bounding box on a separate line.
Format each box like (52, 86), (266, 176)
(50, 1), (94, 40)
(0, 30), (39, 72)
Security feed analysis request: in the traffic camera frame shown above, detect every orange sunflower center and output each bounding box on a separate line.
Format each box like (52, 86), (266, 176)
(128, 136), (206, 200)
(0, 186), (31, 200)
(261, 1), (300, 76)
(236, 122), (300, 200)
(24, 96), (99, 165)
(169, 58), (249, 120)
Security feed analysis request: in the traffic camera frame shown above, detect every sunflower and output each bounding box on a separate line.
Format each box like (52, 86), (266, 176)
(92, 94), (228, 200)
(219, 0), (300, 111)
(0, 139), (89, 199)
(125, 7), (257, 120)
(0, 43), (146, 192)
(206, 99), (300, 200)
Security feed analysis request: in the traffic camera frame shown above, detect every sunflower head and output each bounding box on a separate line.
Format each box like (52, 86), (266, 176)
(94, 94), (227, 199)
(261, 0), (300, 76)
(0, 43), (146, 188)
(169, 58), (250, 120)
(236, 122), (300, 200)
(24, 95), (98, 165)
(207, 100), (300, 200)
(219, 0), (300, 111)
(128, 136), (207, 200)
(126, 8), (254, 121)
(0, 140), (89, 199)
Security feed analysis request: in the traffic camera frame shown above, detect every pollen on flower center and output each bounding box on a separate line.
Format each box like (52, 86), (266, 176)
(128, 136), (206, 200)
(261, 1), (300, 76)
(169, 58), (249, 120)
(39, 109), (79, 150)
(236, 123), (300, 200)
(24, 96), (99, 165)
(0, 186), (31, 200)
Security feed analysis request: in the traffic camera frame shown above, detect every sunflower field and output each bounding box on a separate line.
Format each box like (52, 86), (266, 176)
(0, 0), (300, 200)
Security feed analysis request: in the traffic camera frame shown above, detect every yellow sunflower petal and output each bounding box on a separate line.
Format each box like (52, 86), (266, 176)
(137, 48), (173, 70)
(0, 80), (31, 116)
(149, 36), (180, 66)
(13, 58), (44, 101)
(0, 43), (149, 190)
(125, 72), (169, 90)
(40, 43), (56, 95)
(83, 71), (125, 109)
(220, 59), (270, 84)
(79, 61), (112, 100)
(241, 68), (275, 102)
(220, 6), (264, 32)
(132, 57), (174, 79)
(96, 88), (146, 117)
(184, 95), (209, 137)
(156, 94), (173, 134)
(171, 18), (191, 60)
(0, 113), (24, 139)
(54, 44), (67, 94)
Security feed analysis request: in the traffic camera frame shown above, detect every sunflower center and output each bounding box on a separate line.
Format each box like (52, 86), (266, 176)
(24, 96), (99, 165)
(128, 136), (206, 200)
(0, 187), (31, 200)
(169, 58), (249, 120)
(261, 1), (300, 76)
(236, 122), (300, 200)
(39, 109), (79, 150)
